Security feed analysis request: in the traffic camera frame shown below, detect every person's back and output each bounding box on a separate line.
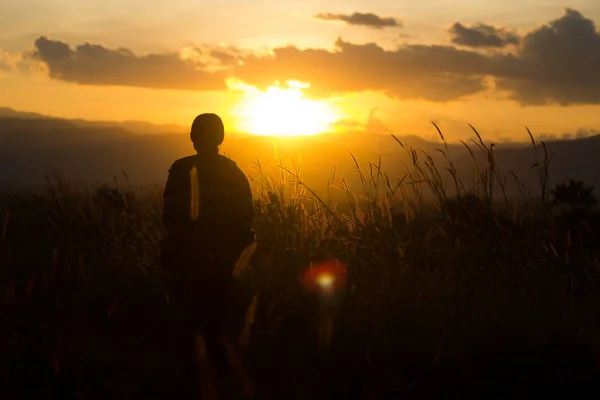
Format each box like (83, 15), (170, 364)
(162, 152), (254, 270)
(161, 113), (255, 399)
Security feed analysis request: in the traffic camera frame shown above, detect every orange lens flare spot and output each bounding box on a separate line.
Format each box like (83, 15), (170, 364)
(301, 259), (347, 292)
(316, 273), (335, 288)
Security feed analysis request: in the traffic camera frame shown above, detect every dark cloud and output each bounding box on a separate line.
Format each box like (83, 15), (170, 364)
(234, 38), (491, 102)
(237, 9), (600, 105)
(32, 37), (225, 91)
(32, 36), (490, 102)
(495, 9), (600, 105)
(314, 12), (401, 29)
(449, 22), (520, 48)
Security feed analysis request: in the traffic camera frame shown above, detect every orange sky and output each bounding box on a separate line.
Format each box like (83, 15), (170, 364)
(1, 1), (600, 142)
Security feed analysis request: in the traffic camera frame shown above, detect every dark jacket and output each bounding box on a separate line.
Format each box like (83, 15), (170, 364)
(161, 152), (254, 272)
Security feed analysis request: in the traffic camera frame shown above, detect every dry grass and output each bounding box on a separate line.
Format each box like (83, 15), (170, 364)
(1, 126), (600, 397)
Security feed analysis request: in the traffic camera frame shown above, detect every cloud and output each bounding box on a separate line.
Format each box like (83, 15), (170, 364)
(314, 12), (401, 29)
(574, 128), (599, 139)
(31, 36), (491, 102)
(32, 37), (225, 91)
(211, 49), (239, 65)
(538, 133), (559, 141)
(0, 53), (10, 71)
(27, 9), (600, 106)
(237, 9), (600, 105)
(234, 38), (491, 102)
(0, 51), (21, 72)
(449, 23), (520, 48)
(332, 119), (364, 130)
(366, 108), (387, 132)
(539, 128), (599, 141)
(332, 108), (388, 132)
(494, 9), (600, 105)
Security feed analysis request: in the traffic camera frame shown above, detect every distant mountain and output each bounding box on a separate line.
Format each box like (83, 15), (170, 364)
(0, 107), (51, 120)
(70, 119), (186, 135)
(0, 107), (186, 135)
(1, 108), (598, 200)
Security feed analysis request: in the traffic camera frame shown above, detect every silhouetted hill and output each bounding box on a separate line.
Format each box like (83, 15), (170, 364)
(0, 107), (186, 135)
(0, 107), (51, 120)
(1, 108), (598, 198)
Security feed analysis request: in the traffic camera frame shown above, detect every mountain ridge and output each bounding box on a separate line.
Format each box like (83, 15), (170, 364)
(1, 107), (598, 199)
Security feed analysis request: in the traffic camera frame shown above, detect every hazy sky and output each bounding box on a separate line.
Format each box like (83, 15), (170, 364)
(2, 0), (600, 141)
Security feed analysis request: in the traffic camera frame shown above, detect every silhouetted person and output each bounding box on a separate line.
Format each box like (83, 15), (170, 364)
(161, 113), (255, 399)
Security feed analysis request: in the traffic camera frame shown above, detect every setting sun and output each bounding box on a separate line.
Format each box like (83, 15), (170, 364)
(229, 79), (341, 137)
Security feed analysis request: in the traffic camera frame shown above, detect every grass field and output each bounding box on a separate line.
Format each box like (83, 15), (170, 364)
(2, 128), (600, 398)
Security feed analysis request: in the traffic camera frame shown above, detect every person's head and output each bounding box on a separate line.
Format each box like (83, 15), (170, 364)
(190, 113), (224, 153)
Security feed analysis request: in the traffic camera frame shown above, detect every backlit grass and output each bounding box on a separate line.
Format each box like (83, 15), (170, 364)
(1, 126), (600, 397)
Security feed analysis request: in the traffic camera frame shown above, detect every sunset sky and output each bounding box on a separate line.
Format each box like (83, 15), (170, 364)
(2, 0), (600, 141)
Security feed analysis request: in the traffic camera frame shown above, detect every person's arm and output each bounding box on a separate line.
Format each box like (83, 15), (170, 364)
(216, 165), (255, 254)
(160, 161), (179, 272)
(162, 161), (185, 237)
(219, 167), (254, 266)
(235, 168), (255, 234)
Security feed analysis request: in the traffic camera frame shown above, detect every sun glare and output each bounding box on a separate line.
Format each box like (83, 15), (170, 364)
(229, 79), (340, 137)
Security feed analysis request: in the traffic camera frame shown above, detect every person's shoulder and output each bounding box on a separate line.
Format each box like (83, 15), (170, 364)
(169, 155), (197, 170)
(217, 155), (249, 180)
(218, 154), (240, 171)
(172, 155), (197, 165)
(216, 154), (237, 165)
(216, 154), (243, 171)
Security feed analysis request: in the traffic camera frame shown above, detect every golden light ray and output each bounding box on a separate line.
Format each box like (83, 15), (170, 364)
(228, 79), (342, 137)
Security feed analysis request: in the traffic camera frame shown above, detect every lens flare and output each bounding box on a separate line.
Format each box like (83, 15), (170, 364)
(301, 259), (347, 293)
(316, 273), (335, 289)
